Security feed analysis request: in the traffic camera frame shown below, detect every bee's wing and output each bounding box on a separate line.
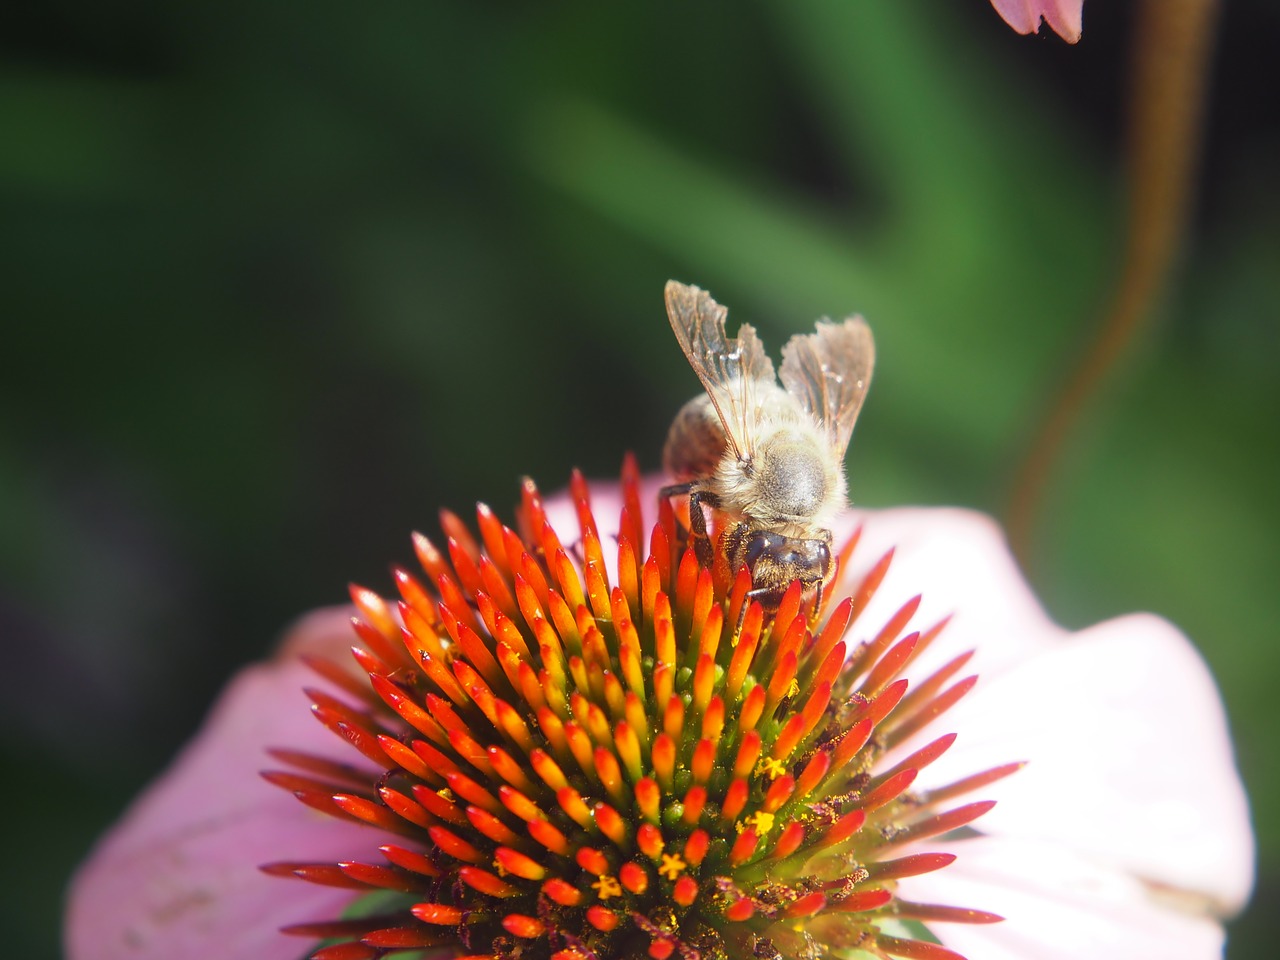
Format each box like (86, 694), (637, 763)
(779, 316), (875, 458)
(665, 281), (776, 461)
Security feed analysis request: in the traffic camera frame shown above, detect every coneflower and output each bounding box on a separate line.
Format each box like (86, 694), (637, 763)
(263, 458), (1012, 960)
(65, 473), (1253, 960)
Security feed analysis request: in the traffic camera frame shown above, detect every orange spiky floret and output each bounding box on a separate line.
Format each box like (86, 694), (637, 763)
(263, 455), (1013, 960)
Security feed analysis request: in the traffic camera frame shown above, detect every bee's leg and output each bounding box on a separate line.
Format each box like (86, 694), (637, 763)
(659, 482), (719, 569)
(743, 585), (782, 625)
(686, 489), (721, 569)
(808, 580), (825, 628)
(736, 585), (775, 636)
(734, 599), (749, 638)
(658, 483), (695, 500)
(659, 481), (695, 552)
(808, 530), (836, 627)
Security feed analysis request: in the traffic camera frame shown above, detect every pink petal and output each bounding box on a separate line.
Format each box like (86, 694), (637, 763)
(65, 608), (374, 960)
(839, 506), (1066, 677)
(910, 612), (1254, 915)
(848, 506), (1252, 921)
(990, 0), (1084, 42)
(900, 836), (1229, 960)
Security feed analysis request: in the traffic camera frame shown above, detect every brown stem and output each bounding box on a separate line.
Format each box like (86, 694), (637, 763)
(1005, 0), (1222, 567)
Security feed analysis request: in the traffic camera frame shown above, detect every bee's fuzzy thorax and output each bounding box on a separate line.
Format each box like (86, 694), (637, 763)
(713, 419), (848, 529)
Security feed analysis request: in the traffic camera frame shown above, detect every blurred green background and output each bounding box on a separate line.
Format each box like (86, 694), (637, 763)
(2, 1), (1276, 956)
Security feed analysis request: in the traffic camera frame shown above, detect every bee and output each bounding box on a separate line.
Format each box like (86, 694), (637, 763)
(660, 280), (874, 616)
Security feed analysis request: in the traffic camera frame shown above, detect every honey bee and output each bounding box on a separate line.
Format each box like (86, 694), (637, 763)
(660, 280), (874, 615)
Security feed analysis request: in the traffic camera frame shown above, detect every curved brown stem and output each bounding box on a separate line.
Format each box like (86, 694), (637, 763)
(1006, 0), (1223, 567)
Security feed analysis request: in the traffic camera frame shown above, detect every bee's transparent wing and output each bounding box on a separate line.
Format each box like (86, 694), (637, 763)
(665, 281), (776, 461)
(779, 316), (875, 458)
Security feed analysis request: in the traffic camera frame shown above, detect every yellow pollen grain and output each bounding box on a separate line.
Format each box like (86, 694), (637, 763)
(741, 811), (775, 836)
(755, 757), (787, 780)
(593, 874), (622, 900)
(658, 853), (687, 881)
(492, 858), (508, 877)
(787, 678), (799, 699)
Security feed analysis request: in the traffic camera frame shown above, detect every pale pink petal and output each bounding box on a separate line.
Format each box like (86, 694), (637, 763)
(65, 608), (373, 960)
(909, 612), (1254, 915)
(990, 0), (1084, 42)
(901, 837), (1228, 960)
(837, 506), (1066, 678)
(991, 0), (1039, 34)
(847, 505), (1252, 928)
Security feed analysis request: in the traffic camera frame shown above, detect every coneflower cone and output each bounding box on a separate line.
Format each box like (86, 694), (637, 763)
(264, 459), (1014, 960)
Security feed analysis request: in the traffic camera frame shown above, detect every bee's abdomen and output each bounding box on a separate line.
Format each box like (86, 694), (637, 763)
(663, 393), (728, 482)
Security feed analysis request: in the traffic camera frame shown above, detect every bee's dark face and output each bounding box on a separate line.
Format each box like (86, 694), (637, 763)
(742, 531), (827, 574)
(727, 525), (833, 612)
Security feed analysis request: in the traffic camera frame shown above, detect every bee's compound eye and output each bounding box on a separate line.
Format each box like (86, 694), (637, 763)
(744, 531), (785, 569)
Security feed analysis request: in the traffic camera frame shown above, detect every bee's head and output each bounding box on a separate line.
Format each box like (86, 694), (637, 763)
(742, 529), (830, 575)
